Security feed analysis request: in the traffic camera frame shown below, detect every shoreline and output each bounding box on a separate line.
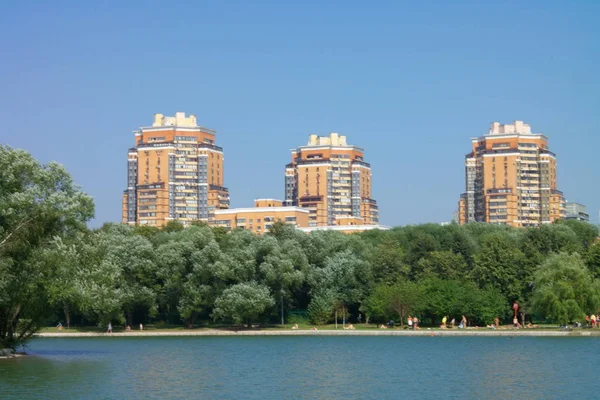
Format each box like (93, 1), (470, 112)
(34, 329), (600, 338)
(0, 353), (25, 359)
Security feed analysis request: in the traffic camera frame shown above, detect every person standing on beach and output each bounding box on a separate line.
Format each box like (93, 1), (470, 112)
(140, 323), (143, 331)
(408, 315), (413, 330)
(450, 318), (455, 328)
(413, 316), (419, 330)
(441, 316), (447, 329)
(460, 315), (467, 329)
(107, 322), (112, 334)
(591, 314), (597, 328)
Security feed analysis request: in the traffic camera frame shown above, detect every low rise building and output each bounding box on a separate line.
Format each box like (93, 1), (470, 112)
(297, 224), (390, 234)
(565, 202), (589, 222)
(297, 214), (390, 234)
(211, 199), (309, 234)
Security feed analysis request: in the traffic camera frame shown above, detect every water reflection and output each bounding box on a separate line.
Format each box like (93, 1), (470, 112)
(0, 336), (598, 399)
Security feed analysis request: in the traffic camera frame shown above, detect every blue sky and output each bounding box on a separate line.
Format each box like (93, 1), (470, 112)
(1, 0), (598, 226)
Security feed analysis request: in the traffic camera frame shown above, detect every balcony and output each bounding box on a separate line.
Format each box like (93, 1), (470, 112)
(351, 160), (371, 168)
(198, 143), (223, 152)
(487, 188), (512, 194)
(293, 159), (332, 166)
(299, 195), (323, 203)
(210, 184), (229, 192)
(540, 149), (556, 157)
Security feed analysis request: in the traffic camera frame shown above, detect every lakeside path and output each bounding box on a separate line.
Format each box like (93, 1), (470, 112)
(35, 329), (600, 338)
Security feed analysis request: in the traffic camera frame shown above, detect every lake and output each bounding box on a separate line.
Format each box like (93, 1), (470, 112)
(1, 336), (598, 399)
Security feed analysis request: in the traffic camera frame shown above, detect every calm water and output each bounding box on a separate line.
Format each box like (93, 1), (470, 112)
(1, 336), (598, 399)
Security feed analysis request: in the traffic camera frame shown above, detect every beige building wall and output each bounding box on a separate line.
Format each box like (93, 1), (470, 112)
(212, 205), (309, 235)
(254, 199), (283, 207)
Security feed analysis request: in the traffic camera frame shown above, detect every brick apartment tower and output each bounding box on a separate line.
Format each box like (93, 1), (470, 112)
(285, 133), (379, 227)
(122, 112), (229, 227)
(458, 121), (565, 227)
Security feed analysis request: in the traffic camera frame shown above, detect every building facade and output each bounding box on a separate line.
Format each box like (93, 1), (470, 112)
(122, 112), (229, 227)
(458, 121), (565, 227)
(212, 199), (309, 234)
(297, 217), (390, 234)
(565, 202), (589, 222)
(285, 133), (379, 227)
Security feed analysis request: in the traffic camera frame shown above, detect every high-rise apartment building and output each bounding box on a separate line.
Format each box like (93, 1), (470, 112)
(285, 133), (378, 226)
(458, 121), (565, 227)
(122, 112), (229, 227)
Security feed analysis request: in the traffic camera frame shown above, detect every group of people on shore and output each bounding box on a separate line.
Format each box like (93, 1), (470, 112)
(439, 315), (468, 329)
(117, 323), (143, 333)
(106, 323), (143, 333)
(585, 315), (599, 328)
(57, 322), (145, 333)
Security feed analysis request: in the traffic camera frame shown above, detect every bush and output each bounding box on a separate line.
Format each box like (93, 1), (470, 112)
(287, 311), (309, 325)
(307, 294), (332, 325)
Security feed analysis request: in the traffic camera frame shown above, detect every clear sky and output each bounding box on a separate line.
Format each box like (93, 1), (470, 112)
(1, 0), (598, 226)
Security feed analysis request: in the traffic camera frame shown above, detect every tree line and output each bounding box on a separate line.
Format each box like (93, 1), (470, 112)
(2, 145), (600, 349)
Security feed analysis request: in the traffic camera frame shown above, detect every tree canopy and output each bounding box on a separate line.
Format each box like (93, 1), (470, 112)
(3, 147), (600, 348)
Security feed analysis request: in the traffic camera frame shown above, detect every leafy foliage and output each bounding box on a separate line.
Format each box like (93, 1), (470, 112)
(531, 253), (600, 325)
(212, 282), (274, 327)
(3, 147), (600, 344)
(0, 146), (94, 348)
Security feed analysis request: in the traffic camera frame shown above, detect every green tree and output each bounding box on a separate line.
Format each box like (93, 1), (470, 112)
(307, 290), (335, 325)
(101, 227), (158, 326)
(212, 282), (274, 328)
(469, 286), (507, 325)
(585, 242), (600, 279)
(163, 220), (185, 233)
(555, 220), (598, 250)
(404, 230), (438, 271)
(472, 233), (527, 300)
(259, 238), (306, 324)
(308, 250), (372, 326)
(386, 281), (424, 326)
(38, 237), (84, 329)
(531, 253), (600, 325)
(0, 146), (93, 349)
(420, 278), (464, 324)
(416, 251), (468, 281)
(361, 285), (391, 323)
(370, 237), (409, 284)
(178, 240), (223, 328)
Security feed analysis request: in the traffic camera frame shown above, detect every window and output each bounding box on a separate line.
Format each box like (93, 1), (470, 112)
(175, 136), (196, 142)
